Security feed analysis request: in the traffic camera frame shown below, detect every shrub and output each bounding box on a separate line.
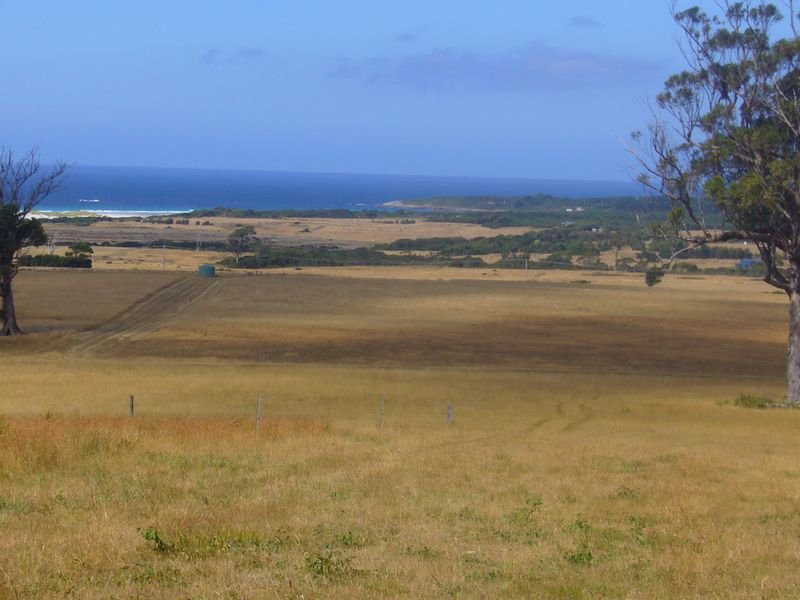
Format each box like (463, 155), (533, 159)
(305, 549), (352, 577)
(139, 527), (173, 553)
(19, 255), (92, 269)
(645, 266), (664, 287)
(733, 394), (774, 409)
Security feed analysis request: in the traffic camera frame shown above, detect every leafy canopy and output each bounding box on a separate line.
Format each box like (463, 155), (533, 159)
(632, 1), (800, 294)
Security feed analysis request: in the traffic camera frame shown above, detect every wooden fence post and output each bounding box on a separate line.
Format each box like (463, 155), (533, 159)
(256, 395), (262, 432)
(129, 395), (135, 417)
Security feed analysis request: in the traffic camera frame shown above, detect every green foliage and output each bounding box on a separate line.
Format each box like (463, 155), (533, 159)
(564, 516), (594, 565)
(229, 225), (257, 242)
(681, 245), (753, 259)
(639, 1), (800, 299)
(569, 515), (592, 535)
(379, 227), (643, 259)
(333, 530), (366, 548)
(403, 545), (440, 558)
(0, 150), (68, 334)
(228, 225), (258, 262)
(187, 196), (676, 230)
(645, 267), (664, 287)
(305, 549), (353, 578)
(400, 195), (678, 229)
(225, 245), (490, 269)
(115, 562), (183, 587)
(508, 496), (544, 526)
(139, 527), (173, 553)
(67, 241), (93, 257)
(18, 254), (92, 269)
(102, 239), (228, 251)
(142, 216), (189, 225)
(184, 197), (678, 231)
(543, 252), (575, 268)
(170, 530), (277, 558)
(628, 516), (651, 546)
(449, 256), (486, 268)
(0, 497), (26, 514)
(186, 206), (416, 220)
(0, 204), (47, 265)
(733, 394), (775, 409)
(46, 215), (112, 225)
(565, 543), (594, 565)
(672, 262), (700, 273)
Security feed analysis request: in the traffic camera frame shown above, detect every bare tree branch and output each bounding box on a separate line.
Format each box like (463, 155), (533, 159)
(0, 148), (69, 335)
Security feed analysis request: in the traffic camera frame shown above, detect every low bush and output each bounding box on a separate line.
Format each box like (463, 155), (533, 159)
(19, 255), (92, 269)
(733, 394), (775, 409)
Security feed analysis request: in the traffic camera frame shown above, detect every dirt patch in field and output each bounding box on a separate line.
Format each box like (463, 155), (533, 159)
(119, 313), (781, 378)
(9, 270), (181, 332)
(3, 269), (786, 380)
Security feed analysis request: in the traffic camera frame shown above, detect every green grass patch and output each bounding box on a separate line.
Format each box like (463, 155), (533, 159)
(733, 394), (777, 409)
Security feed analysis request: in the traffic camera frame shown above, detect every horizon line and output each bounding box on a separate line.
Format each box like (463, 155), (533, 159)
(57, 162), (638, 186)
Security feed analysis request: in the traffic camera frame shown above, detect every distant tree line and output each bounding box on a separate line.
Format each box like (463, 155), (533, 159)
(18, 241), (94, 269)
(678, 245), (753, 259)
(377, 228), (644, 257)
(185, 207), (417, 220)
(19, 254), (92, 269)
(224, 245), (435, 268)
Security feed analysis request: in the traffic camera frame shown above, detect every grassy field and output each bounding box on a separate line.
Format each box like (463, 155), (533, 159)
(1, 267), (798, 598)
(41, 215), (534, 248)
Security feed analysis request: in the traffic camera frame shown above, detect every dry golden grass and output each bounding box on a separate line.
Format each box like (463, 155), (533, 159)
(33, 214), (536, 272)
(90, 247), (231, 272)
(24, 245), (232, 272)
(42, 215), (533, 248)
(0, 267), (798, 598)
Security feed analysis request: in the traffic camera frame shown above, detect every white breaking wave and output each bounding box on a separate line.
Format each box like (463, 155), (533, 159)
(30, 209), (192, 219)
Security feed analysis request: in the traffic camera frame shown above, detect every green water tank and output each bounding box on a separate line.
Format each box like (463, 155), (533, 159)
(198, 264), (216, 278)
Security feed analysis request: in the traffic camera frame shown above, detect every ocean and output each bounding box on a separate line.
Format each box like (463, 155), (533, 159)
(39, 165), (643, 215)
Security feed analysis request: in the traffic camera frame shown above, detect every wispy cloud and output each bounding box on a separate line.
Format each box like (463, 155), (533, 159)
(568, 15), (604, 29)
(200, 47), (223, 66)
(335, 43), (661, 93)
(395, 27), (427, 44)
(233, 47), (266, 61)
(395, 32), (419, 43)
(200, 47), (267, 66)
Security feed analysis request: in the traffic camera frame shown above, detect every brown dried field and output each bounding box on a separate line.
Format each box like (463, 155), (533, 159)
(1, 267), (798, 598)
(42, 215), (533, 248)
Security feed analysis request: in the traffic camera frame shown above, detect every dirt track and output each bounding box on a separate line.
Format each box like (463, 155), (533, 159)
(66, 276), (221, 356)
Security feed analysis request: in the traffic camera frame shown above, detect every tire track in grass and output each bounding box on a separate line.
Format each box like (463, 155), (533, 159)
(67, 277), (222, 357)
(561, 404), (596, 432)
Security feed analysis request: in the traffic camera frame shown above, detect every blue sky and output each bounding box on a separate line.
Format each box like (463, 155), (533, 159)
(0, 1), (717, 180)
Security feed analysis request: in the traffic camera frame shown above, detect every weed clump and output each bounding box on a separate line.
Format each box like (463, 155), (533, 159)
(305, 549), (353, 578)
(140, 527), (173, 553)
(564, 516), (594, 566)
(733, 394), (777, 409)
(565, 543), (594, 565)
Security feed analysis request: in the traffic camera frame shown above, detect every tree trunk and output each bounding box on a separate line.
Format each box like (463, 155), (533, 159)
(0, 275), (22, 336)
(788, 291), (800, 405)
